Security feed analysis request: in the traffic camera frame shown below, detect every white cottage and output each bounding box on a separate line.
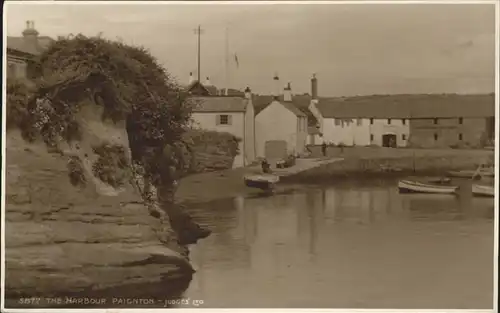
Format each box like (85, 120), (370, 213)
(309, 97), (410, 147)
(255, 76), (308, 159)
(189, 87), (256, 168)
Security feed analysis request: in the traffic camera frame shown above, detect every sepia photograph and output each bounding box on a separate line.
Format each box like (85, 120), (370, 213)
(1, 0), (498, 311)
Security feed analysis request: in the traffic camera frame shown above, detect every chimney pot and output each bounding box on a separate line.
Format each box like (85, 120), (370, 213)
(284, 82), (292, 102)
(244, 87), (252, 99)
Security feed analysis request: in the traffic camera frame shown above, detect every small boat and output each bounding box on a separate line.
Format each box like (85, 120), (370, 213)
(472, 184), (495, 197)
(407, 176), (451, 184)
(448, 170), (483, 179)
(244, 174), (280, 191)
(398, 179), (458, 194)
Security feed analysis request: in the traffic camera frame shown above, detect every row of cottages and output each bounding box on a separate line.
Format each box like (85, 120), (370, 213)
(7, 21), (55, 80)
(185, 74), (316, 165)
(309, 93), (495, 148)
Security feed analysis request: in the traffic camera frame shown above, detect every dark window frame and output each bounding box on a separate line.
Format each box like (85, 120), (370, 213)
(218, 114), (230, 125)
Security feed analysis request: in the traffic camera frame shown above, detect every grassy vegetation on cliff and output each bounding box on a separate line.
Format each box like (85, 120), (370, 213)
(8, 34), (194, 188)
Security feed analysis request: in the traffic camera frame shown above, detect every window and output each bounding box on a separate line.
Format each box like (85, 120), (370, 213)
(387, 119), (392, 125)
(402, 119), (406, 125)
(434, 118), (438, 125)
(217, 114), (230, 125)
(459, 133), (463, 141)
(357, 118), (362, 126)
(458, 117), (463, 125)
(334, 119), (341, 126)
(402, 134), (407, 140)
(370, 118), (374, 125)
(370, 134), (374, 141)
(434, 133), (438, 141)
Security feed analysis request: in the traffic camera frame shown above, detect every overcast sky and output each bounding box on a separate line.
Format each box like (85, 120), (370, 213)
(5, 2), (497, 96)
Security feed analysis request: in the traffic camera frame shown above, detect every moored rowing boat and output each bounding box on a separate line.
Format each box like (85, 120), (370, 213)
(448, 169), (494, 179)
(471, 184), (495, 197)
(398, 179), (458, 194)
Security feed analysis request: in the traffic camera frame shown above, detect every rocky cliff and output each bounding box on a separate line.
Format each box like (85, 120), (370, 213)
(4, 102), (200, 306)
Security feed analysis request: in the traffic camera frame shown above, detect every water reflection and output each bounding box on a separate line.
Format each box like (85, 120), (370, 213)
(182, 181), (494, 309)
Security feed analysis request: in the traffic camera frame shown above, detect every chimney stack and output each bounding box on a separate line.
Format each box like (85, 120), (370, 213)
(311, 73), (318, 100)
(284, 82), (292, 102)
(205, 76), (212, 86)
(244, 87), (252, 100)
(188, 72), (194, 85)
(22, 20), (39, 49)
(273, 73), (280, 100)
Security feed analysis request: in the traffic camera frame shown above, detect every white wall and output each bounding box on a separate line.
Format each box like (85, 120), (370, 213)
(296, 116), (308, 155)
(244, 99), (256, 165)
(369, 118), (410, 147)
(322, 118), (371, 146)
(190, 112), (245, 167)
(256, 101), (299, 158)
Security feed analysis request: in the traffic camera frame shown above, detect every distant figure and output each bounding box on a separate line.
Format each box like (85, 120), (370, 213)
(261, 158), (271, 174)
(321, 142), (327, 157)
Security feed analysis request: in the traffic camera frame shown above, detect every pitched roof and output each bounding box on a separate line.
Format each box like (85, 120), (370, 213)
(316, 94), (495, 119)
(254, 94), (309, 117)
(7, 36), (54, 56)
(253, 95), (275, 114)
(281, 101), (307, 117)
(189, 96), (248, 113)
(185, 80), (219, 96)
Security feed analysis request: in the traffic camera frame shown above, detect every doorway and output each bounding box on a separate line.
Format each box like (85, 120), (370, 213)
(382, 134), (397, 148)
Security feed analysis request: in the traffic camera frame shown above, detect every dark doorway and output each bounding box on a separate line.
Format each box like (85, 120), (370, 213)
(382, 134), (397, 148)
(265, 140), (287, 159)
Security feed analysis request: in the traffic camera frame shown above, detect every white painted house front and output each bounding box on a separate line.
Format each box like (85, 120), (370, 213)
(310, 98), (410, 147)
(255, 98), (308, 159)
(189, 90), (256, 168)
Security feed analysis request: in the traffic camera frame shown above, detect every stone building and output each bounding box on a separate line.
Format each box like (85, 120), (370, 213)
(6, 21), (54, 80)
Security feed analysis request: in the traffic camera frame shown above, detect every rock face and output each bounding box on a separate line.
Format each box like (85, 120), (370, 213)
(4, 102), (195, 305)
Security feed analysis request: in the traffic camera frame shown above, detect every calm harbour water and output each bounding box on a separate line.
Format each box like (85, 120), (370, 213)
(180, 178), (495, 309)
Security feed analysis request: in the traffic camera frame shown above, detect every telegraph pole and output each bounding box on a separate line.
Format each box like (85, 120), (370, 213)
(225, 26), (230, 95)
(194, 25), (204, 82)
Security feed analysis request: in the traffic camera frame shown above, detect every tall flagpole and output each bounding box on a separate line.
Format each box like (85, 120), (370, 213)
(225, 26), (230, 95)
(194, 25), (204, 82)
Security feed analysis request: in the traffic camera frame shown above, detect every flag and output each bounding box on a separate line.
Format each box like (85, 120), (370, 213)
(234, 53), (239, 68)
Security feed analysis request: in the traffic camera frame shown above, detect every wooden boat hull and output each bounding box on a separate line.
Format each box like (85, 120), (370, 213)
(407, 176), (451, 184)
(244, 175), (280, 191)
(398, 180), (458, 194)
(448, 170), (492, 179)
(472, 184), (495, 197)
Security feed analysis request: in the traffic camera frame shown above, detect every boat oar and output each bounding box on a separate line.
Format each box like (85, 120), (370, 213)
(471, 163), (483, 180)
